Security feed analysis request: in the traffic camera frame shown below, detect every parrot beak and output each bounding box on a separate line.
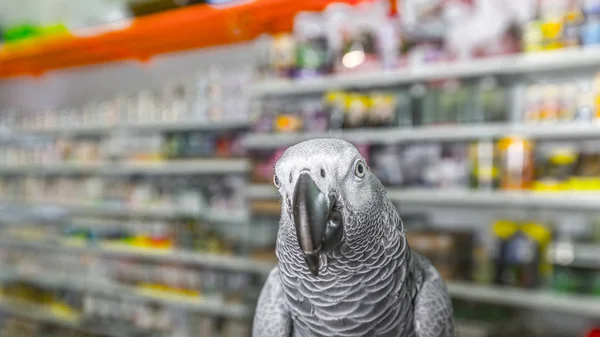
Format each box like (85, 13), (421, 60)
(292, 171), (343, 276)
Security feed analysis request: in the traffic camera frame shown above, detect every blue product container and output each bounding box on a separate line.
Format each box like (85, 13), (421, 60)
(581, 17), (600, 45)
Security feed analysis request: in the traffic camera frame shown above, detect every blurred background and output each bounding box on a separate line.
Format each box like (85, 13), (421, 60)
(0, 0), (599, 336)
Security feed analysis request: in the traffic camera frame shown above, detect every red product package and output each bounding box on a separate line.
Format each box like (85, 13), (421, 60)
(587, 329), (600, 337)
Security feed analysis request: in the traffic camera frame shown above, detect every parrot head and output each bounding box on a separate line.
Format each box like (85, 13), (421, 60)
(274, 139), (391, 276)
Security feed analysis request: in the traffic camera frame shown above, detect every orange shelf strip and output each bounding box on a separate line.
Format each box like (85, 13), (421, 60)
(0, 0), (360, 78)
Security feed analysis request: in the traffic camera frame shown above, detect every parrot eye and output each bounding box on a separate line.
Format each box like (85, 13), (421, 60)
(354, 160), (366, 178)
(273, 174), (281, 188)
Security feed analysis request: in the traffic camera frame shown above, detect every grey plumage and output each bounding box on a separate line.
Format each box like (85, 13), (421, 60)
(253, 139), (454, 337)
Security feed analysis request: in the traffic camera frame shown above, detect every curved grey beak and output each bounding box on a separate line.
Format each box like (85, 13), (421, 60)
(292, 171), (342, 276)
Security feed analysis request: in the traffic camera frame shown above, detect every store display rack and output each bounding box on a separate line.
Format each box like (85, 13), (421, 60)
(23, 120), (251, 137)
(448, 282), (600, 319)
(248, 184), (600, 211)
(3, 264), (600, 320)
(243, 123), (600, 149)
(0, 159), (250, 176)
(0, 238), (273, 275)
(0, 299), (111, 337)
(0, 199), (249, 222)
(0, 269), (251, 319)
(0, 298), (162, 337)
(250, 46), (600, 97)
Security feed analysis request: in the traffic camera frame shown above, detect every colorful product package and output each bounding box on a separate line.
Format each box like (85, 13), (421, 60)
(367, 92), (398, 127)
(270, 34), (296, 78)
(533, 142), (578, 191)
(293, 12), (333, 78)
(570, 140), (600, 190)
(332, 2), (397, 73)
(497, 136), (535, 190)
(492, 219), (552, 288)
(469, 140), (501, 190)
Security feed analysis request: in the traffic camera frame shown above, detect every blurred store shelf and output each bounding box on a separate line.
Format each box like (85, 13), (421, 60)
(386, 189), (600, 211)
(455, 319), (496, 337)
(0, 298), (154, 337)
(0, 269), (252, 319)
(0, 159), (250, 175)
(248, 184), (600, 211)
(251, 46), (600, 97)
(247, 184), (279, 199)
(0, 298), (80, 329)
(243, 123), (600, 149)
(0, 199), (248, 223)
(24, 119), (251, 136)
(0, 238), (273, 275)
(448, 282), (600, 318)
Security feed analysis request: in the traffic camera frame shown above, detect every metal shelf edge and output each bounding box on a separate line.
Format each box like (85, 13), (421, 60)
(0, 159), (250, 175)
(242, 124), (600, 149)
(251, 46), (600, 97)
(448, 282), (600, 318)
(0, 239), (273, 275)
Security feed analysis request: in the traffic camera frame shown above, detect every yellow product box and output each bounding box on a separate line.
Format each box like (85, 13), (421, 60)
(568, 177), (600, 191)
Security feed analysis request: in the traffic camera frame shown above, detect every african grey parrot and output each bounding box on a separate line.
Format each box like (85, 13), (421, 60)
(253, 139), (455, 337)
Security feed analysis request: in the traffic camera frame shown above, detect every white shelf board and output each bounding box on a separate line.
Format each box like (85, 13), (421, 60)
(21, 119), (250, 136)
(0, 199), (249, 223)
(0, 269), (252, 318)
(0, 163), (101, 175)
(448, 282), (600, 318)
(251, 46), (600, 97)
(124, 120), (251, 133)
(248, 184), (600, 211)
(0, 159), (250, 175)
(0, 239), (273, 275)
(247, 184), (279, 199)
(106, 159), (250, 175)
(242, 123), (600, 149)
(387, 188), (600, 211)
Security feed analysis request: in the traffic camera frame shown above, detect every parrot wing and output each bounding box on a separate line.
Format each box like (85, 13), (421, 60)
(253, 267), (293, 337)
(413, 253), (455, 337)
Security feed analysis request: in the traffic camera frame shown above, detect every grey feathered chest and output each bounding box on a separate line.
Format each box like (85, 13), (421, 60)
(276, 204), (422, 337)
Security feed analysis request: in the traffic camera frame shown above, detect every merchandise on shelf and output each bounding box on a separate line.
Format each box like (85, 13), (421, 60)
(0, 130), (245, 168)
(253, 78), (510, 134)
(293, 11), (334, 78)
(407, 229), (475, 281)
(258, 0), (600, 80)
(11, 68), (251, 132)
(260, 1), (397, 79)
(552, 263), (600, 295)
(497, 136), (535, 190)
(0, 246), (257, 306)
(468, 140), (501, 190)
(370, 142), (468, 188)
(0, 174), (247, 219)
(401, 213), (600, 296)
(533, 142), (578, 191)
(521, 73), (600, 124)
(0, 279), (252, 337)
(492, 219), (552, 288)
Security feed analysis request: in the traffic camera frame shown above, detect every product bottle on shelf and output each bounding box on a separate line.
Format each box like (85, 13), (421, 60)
(497, 136), (535, 190)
